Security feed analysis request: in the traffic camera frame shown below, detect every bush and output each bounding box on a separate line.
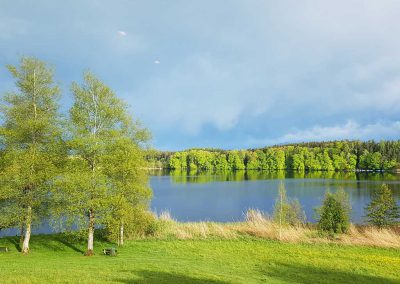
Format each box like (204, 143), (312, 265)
(365, 184), (400, 228)
(105, 209), (158, 241)
(273, 182), (306, 226)
(287, 199), (306, 226)
(317, 189), (351, 234)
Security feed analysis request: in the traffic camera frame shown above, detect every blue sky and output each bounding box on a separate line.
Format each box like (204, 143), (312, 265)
(1, 1), (399, 150)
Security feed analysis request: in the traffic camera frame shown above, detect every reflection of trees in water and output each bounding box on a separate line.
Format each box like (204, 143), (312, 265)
(165, 169), (400, 184)
(165, 169), (400, 202)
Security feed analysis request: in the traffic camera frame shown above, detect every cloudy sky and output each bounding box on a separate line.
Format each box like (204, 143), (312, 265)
(1, 1), (399, 150)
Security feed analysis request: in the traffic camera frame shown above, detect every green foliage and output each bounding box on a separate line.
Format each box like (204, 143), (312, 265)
(0, 57), (65, 251)
(102, 136), (151, 243)
(287, 199), (307, 226)
(105, 208), (156, 240)
(228, 150), (245, 170)
(273, 182), (306, 226)
(213, 153), (230, 171)
(52, 72), (151, 251)
(365, 184), (400, 228)
(169, 152), (187, 169)
(148, 140), (400, 172)
(317, 189), (351, 234)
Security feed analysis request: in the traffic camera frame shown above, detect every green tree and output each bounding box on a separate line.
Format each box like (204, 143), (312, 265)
(0, 57), (64, 254)
(291, 153), (305, 171)
(365, 184), (400, 228)
(103, 137), (151, 245)
(287, 199), (306, 226)
(332, 154), (348, 171)
(256, 150), (269, 170)
(246, 151), (260, 170)
(360, 151), (383, 170)
(317, 189), (351, 234)
(169, 152), (187, 169)
(273, 182), (306, 239)
(213, 153), (230, 171)
(274, 149), (286, 170)
(317, 150), (334, 171)
(56, 72), (142, 255)
(228, 150), (245, 170)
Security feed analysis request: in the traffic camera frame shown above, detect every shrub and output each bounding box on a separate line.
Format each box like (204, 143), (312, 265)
(317, 189), (351, 234)
(287, 199), (306, 226)
(273, 182), (306, 226)
(105, 209), (158, 241)
(365, 184), (400, 228)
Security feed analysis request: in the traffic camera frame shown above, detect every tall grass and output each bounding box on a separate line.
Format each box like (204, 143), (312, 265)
(146, 209), (400, 248)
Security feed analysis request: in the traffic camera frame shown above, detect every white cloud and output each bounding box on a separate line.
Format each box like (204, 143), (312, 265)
(3, 1), (400, 148)
(250, 120), (400, 146)
(133, 54), (272, 135)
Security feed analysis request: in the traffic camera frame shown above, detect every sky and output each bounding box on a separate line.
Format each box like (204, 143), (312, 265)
(0, 1), (399, 150)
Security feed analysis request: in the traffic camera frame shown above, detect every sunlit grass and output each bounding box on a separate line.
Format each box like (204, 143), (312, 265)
(0, 235), (399, 283)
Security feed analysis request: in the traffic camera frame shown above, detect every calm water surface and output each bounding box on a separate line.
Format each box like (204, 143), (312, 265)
(1, 170), (400, 236)
(151, 170), (400, 223)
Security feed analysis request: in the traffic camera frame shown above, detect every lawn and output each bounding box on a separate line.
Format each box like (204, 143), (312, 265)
(0, 235), (399, 283)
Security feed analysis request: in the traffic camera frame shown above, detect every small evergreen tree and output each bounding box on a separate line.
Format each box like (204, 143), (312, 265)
(365, 184), (400, 228)
(318, 189), (351, 234)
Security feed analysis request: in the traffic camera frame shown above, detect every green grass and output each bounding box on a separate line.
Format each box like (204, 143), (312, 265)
(0, 235), (399, 283)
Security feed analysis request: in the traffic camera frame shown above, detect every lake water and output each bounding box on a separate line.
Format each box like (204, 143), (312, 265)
(151, 170), (400, 223)
(1, 170), (400, 236)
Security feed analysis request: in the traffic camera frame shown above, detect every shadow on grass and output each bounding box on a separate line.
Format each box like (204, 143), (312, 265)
(114, 270), (228, 284)
(7, 236), (21, 252)
(261, 262), (398, 284)
(55, 236), (84, 254)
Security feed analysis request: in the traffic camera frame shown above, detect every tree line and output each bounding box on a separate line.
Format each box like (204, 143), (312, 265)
(0, 57), (151, 255)
(146, 140), (400, 171)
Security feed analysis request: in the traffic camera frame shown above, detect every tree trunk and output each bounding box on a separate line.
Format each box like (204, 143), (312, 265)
(85, 209), (95, 256)
(22, 206), (32, 254)
(19, 224), (25, 248)
(119, 223), (124, 246)
(279, 189), (283, 241)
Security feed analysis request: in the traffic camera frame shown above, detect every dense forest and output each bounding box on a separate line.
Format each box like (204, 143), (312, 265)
(146, 140), (400, 171)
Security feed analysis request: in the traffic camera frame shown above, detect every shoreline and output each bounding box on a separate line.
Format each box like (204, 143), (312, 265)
(2, 219), (399, 249)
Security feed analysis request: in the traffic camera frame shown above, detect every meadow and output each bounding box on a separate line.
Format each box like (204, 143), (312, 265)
(0, 234), (399, 284)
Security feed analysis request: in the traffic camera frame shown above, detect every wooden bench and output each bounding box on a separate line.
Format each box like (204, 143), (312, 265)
(0, 247), (9, 253)
(103, 248), (117, 256)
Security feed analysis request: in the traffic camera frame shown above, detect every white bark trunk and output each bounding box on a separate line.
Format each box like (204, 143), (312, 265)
(86, 209), (95, 256)
(19, 224), (25, 247)
(119, 223), (124, 246)
(22, 207), (32, 254)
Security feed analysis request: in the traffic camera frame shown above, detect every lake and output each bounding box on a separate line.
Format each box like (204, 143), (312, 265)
(151, 170), (400, 223)
(1, 170), (400, 236)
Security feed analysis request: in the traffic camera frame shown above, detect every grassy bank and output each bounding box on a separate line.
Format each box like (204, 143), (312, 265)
(145, 211), (400, 249)
(0, 235), (399, 283)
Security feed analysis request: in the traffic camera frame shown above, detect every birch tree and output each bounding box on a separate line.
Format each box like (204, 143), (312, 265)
(273, 182), (306, 239)
(57, 72), (149, 255)
(0, 57), (63, 254)
(103, 137), (151, 245)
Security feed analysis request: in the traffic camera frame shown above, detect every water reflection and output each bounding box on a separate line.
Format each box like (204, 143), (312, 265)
(150, 170), (400, 223)
(149, 169), (400, 184)
(2, 170), (399, 237)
